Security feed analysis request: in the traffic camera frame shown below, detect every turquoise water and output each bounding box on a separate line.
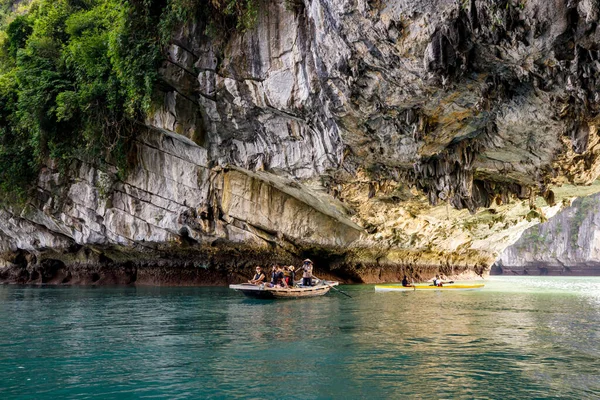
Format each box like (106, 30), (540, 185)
(1, 276), (599, 399)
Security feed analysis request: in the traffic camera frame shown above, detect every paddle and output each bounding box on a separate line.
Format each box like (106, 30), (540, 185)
(312, 274), (353, 298)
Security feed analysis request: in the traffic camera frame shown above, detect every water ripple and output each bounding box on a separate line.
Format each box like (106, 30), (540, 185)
(0, 278), (599, 398)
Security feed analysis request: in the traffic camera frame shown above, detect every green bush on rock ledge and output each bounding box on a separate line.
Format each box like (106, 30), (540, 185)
(0, 0), (258, 202)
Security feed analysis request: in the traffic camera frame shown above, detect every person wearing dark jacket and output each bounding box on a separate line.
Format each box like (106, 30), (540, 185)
(249, 266), (266, 285)
(287, 266), (296, 287)
(267, 264), (285, 287)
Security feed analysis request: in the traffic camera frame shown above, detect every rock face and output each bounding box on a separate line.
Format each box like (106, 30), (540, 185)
(3, 0), (600, 284)
(494, 193), (600, 275)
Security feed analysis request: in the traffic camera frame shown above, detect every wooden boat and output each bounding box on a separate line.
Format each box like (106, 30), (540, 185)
(375, 283), (485, 292)
(229, 280), (339, 299)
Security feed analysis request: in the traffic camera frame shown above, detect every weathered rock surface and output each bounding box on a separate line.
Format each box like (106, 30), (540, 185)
(4, 0), (600, 284)
(494, 193), (600, 275)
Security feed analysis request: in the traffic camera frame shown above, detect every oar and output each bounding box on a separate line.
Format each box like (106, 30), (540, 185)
(313, 275), (353, 298)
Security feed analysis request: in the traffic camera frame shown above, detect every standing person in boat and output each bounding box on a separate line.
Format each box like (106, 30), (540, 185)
(302, 259), (314, 287)
(248, 266), (266, 285)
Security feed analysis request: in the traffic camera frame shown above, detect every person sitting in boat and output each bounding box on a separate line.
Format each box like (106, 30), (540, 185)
(302, 259), (313, 287)
(287, 266), (296, 287)
(433, 275), (443, 287)
(248, 266), (266, 285)
(267, 264), (286, 288)
(282, 266), (291, 287)
(269, 264), (278, 285)
(278, 265), (290, 288)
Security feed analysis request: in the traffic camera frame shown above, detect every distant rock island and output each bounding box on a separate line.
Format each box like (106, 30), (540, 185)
(494, 193), (600, 275)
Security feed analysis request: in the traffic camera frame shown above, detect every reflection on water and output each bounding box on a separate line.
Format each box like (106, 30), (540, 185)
(0, 277), (599, 399)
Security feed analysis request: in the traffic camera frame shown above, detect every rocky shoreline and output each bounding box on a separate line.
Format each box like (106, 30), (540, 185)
(0, 244), (486, 286)
(4, 244), (598, 285)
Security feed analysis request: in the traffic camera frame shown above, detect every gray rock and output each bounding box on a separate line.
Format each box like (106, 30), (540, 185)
(4, 0), (600, 283)
(495, 193), (600, 275)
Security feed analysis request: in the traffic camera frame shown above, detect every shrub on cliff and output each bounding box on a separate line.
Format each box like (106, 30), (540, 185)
(0, 0), (258, 201)
(0, 0), (158, 199)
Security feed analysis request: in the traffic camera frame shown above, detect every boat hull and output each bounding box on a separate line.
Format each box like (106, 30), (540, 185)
(230, 281), (339, 299)
(375, 283), (485, 292)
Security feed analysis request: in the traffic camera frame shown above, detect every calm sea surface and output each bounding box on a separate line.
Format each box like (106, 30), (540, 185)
(1, 276), (599, 399)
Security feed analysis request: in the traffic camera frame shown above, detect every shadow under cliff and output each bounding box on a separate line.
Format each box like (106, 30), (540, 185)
(0, 244), (484, 286)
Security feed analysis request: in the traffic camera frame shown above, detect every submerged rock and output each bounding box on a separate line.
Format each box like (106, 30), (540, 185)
(3, 0), (600, 284)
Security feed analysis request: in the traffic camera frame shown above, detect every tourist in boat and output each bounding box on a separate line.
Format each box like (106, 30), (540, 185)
(279, 265), (290, 288)
(267, 264), (286, 288)
(269, 264), (278, 285)
(288, 266), (296, 287)
(282, 266), (291, 287)
(248, 266), (266, 285)
(433, 275), (443, 287)
(277, 265), (288, 287)
(302, 259), (313, 287)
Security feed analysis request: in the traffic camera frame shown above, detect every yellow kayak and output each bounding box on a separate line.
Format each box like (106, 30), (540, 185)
(375, 283), (485, 292)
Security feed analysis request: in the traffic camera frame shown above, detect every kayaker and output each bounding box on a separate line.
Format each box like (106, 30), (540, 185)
(248, 266), (266, 285)
(433, 275), (443, 287)
(302, 259), (313, 287)
(401, 275), (411, 287)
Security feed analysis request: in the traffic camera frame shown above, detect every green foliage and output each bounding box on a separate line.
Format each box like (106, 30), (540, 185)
(5, 15), (32, 58)
(0, 0), (259, 199)
(0, 0), (156, 195)
(0, 70), (36, 200)
(158, 0), (258, 41)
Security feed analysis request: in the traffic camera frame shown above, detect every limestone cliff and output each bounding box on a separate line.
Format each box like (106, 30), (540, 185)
(3, 0), (600, 284)
(494, 193), (600, 275)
